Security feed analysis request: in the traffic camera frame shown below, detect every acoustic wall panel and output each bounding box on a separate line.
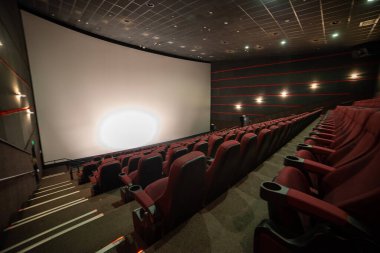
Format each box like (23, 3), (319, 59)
(22, 12), (210, 162)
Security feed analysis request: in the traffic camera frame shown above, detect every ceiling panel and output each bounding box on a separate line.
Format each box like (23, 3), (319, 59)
(18, 0), (380, 62)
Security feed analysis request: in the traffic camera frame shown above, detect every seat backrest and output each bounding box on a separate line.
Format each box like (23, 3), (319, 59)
(135, 153), (163, 189)
(205, 140), (241, 203)
(193, 140), (208, 155)
(235, 133), (258, 180)
(224, 132), (237, 141)
(157, 151), (207, 230)
(255, 129), (272, 165)
(119, 154), (132, 168)
(127, 154), (143, 174)
(208, 135), (223, 157)
(323, 144), (380, 229)
(234, 130), (246, 142)
(328, 111), (380, 168)
(98, 160), (121, 192)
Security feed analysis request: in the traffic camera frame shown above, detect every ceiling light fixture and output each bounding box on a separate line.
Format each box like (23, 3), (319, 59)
(168, 41), (174, 44)
(224, 21), (229, 25)
(208, 11), (213, 15)
(331, 32), (339, 38)
(244, 45), (250, 50)
(146, 2), (155, 7)
(180, 45), (186, 48)
(0, 41), (3, 47)
(280, 40), (287, 45)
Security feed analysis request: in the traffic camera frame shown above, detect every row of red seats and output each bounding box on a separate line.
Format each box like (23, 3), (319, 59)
(254, 105), (380, 252)
(118, 110), (323, 202)
(80, 111), (319, 195)
(353, 97), (380, 108)
(128, 110), (321, 245)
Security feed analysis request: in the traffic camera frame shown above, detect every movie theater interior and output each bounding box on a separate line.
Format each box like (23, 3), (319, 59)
(0, 0), (379, 252)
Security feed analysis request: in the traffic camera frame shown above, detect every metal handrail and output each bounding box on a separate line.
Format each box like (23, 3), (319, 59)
(0, 170), (35, 183)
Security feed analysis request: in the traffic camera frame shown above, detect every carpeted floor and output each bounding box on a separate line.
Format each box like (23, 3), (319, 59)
(0, 119), (318, 253)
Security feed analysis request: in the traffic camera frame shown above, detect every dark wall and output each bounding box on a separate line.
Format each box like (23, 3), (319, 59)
(0, 0), (41, 230)
(211, 50), (379, 129)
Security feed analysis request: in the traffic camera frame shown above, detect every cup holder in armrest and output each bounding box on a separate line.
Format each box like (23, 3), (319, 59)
(284, 155), (304, 167)
(297, 143), (312, 151)
(128, 184), (142, 193)
(260, 181), (289, 203)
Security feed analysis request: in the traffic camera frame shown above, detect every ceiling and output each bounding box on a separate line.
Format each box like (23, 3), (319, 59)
(18, 0), (380, 62)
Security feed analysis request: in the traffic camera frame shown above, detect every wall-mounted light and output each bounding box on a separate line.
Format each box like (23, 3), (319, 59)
(331, 32), (339, 38)
(16, 93), (27, 98)
(280, 40), (287, 45)
(280, 90), (288, 97)
(350, 72), (360, 79)
(235, 104), (242, 110)
(310, 82), (319, 90)
(256, 96), (263, 104)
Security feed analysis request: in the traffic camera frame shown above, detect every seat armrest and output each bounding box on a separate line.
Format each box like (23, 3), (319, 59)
(133, 190), (157, 217)
(309, 132), (335, 139)
(313, 127), (334, 134)
(284, 156), (335, 175)
(297, 144), (335, 156)
(304, 136), (334, 146)
(260, 182), (370, 235)
(119, 173), (133, 186)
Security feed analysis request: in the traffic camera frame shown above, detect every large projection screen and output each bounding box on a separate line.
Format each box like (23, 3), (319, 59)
(22, 11), (210, 163)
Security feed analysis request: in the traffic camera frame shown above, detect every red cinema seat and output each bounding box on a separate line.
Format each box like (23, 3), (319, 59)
(205, 140), (240, 203)
(162, 146), (188, 175)
(193, 140), (208, 156)
(233, 133), (258, 182)
(207, 135), (223, 158)
(132, 151), (207, 245)
(90, 160), (121, 195)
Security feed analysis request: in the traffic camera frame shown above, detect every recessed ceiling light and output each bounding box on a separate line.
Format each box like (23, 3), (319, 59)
(77, 19), (81, 22)
(331, 32), (339, 38)
(85, 21), (89, 25)
(200, 52), (206, 55)
(180, 45), (186, 48)
(285, 19), (290, 23)
(255, 45), (263, 49)
(202, 38), (207, 41)
(244, 45), (250, 50)
(208, 11), (213, 15)
(209, 55), (214, 58)
(168, 41), (174, 44)
(191, 49), (197, 52)
(146, 2), (155, 7)
(236, 30), (240, 33)
(0, 41), (3, 47)
(310, 82), (319, 90)
(142, 32), (149, 36)
(367, 0), (374, 2)
(280, 40), (287, 45)
(281, 90), (288, 97)
(224, 21), (229, 25)
(330, 20), (341, 25)
(173, 25), (178, 28)
(153, 36), (160, 40)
